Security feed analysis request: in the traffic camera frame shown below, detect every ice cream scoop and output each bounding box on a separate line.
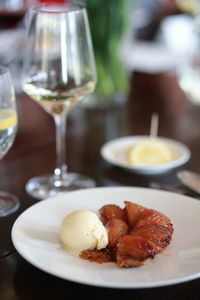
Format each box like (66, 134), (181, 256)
(60, 210), (108, 256)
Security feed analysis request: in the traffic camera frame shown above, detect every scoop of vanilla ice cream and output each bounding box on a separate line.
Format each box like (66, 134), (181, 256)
(60, 210), (108, 256)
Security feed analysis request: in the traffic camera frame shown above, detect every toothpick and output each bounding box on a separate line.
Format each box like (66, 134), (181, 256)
(150, 113), (159, 138)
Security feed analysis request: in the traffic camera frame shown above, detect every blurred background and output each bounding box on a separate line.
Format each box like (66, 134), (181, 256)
(2, 1), (200, 227)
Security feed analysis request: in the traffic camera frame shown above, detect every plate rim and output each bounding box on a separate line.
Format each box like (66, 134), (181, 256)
(100, 135), (191, 174)
(11, 186), (200, 289)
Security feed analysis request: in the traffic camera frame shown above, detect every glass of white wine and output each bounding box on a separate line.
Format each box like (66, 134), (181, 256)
(0, 66), (19, 217)
(22, 3), (97, 200)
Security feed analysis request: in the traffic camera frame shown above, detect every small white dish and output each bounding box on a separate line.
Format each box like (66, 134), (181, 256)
(12, 187), (200, 289)
(101, 136), (191, 175)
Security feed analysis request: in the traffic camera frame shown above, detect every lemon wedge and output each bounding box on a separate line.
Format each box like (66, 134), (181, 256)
(0, 109), (17, 130)
(127, 139), (173, 166)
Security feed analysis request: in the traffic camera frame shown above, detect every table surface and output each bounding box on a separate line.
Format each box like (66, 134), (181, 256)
(1, 71), (200, 299)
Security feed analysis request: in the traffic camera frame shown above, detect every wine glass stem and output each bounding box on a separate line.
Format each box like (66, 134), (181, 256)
(54, 115), (67, 180)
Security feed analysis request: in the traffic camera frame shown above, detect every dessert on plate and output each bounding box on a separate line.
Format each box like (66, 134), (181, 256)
(60, 201), (174, 268)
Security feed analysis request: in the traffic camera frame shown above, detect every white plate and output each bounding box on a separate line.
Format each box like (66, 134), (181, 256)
(12, 187), (200, 289)
(101, 136), (191, 175)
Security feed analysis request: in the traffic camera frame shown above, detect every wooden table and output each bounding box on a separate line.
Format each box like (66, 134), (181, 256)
(1, 71), (200, 299)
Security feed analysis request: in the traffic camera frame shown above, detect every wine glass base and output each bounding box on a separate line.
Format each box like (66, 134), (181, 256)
(0, 191), (20, 217)
(25, 172), (96, 200)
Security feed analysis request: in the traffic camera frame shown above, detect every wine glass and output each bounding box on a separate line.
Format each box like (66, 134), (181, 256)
(0, 66), (19, 217)
(22, 3), (97, 200)
(177, 14), (200, 105)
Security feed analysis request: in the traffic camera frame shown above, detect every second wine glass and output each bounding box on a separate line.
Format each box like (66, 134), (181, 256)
(22, 3), (97, 200)
(0, 66), (19, 216)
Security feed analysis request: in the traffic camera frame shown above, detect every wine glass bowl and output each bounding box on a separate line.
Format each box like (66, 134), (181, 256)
(22, 3), (97, 199)
(177, 15), (200, 105)
(0, 66), (19, 217)
(178, 56), (200, 105)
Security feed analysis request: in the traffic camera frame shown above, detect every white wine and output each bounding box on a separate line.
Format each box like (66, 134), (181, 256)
(23, 79), (96, 116)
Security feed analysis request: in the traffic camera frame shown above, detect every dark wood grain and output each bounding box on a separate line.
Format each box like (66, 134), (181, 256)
(1, 70), (200, 299)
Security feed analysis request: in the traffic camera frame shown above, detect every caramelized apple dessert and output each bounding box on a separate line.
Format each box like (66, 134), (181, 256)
(80, 201), (174, 268)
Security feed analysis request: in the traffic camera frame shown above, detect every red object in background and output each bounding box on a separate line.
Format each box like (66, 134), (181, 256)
(39, 0), (67, 2)
(157, 0), (179, 13)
